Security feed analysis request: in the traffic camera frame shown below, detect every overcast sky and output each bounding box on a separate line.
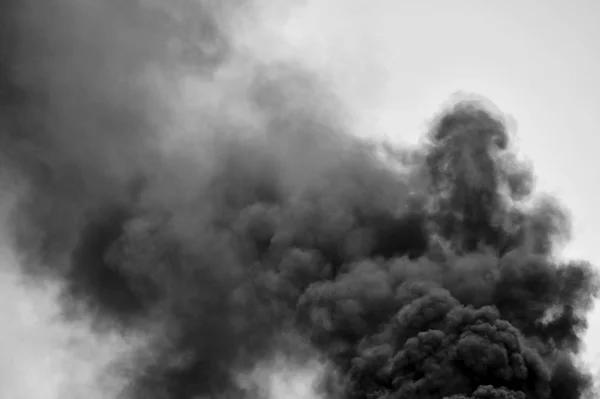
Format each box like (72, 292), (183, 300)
(260, 0), (600, 378)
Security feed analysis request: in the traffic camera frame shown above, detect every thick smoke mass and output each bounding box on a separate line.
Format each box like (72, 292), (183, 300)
(0, 1), (598, 399)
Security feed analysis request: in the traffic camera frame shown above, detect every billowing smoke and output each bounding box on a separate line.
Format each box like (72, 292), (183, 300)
(0, 1), (598, 399)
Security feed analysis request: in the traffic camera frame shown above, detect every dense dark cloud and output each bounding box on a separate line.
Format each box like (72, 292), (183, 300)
(0, 1), (598, 399)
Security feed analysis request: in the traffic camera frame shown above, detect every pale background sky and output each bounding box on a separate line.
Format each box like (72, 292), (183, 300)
(252, 0), (600, 379)
(274, 0), (600, 263)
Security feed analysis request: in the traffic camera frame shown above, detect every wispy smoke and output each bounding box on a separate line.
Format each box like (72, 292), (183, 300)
(0, 180), (144, 399)
(0, 263), (144, 399)
(0, 1), (598, 399)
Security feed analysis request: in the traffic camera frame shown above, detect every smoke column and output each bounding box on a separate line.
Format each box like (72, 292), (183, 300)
(0, 1), (598, 399)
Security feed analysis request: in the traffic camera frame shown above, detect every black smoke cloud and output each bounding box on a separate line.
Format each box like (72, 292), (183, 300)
(0, 1), (598, 398)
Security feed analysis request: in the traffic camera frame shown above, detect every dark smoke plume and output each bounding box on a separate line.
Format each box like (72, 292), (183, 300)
(0, 1), (598, 399)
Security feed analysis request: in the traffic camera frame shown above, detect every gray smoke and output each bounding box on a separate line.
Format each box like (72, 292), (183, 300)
(0, 1), (597, 399)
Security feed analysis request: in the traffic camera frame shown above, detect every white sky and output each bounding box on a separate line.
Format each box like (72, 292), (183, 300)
(274, 0), (600, 263)
(256, 0), (600, 381)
